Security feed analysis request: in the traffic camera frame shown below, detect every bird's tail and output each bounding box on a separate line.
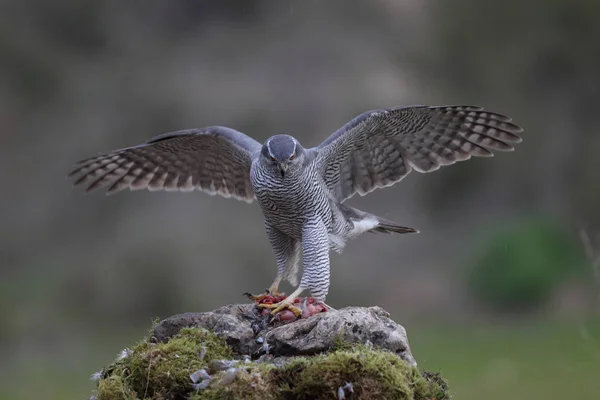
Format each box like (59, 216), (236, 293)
(370, 217), (419, 235)
(339, 203), (419, 235)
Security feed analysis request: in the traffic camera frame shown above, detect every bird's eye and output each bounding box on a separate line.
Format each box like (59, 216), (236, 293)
(270, 156), (276, 161)
(289, 154), (295, 160)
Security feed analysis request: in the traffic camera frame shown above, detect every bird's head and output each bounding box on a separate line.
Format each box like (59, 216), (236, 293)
(260, 134), (305, 178)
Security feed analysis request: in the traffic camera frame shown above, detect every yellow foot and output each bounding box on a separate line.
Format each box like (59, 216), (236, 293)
(243, 289), (284, 302)
(258, 301), (302, 318)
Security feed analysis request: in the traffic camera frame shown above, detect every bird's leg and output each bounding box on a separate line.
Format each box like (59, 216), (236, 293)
(246, 223), (301, 302)
(244, 276), (283, 301)
(258, 286), (305, 317)
(261, 218), (331, 318)
(298, 217), (331, 303)
(267, 275), (283, 297)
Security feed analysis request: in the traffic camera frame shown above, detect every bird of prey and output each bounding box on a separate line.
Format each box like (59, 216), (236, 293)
(70, 105), (523, 317)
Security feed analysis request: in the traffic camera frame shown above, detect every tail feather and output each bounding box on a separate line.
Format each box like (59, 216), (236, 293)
(339, 202), (419, 236)
(370, 221), (419, 234)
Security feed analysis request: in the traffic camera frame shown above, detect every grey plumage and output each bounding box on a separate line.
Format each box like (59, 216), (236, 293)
(315, 105), (522, 202)
(70, 105), (523, 307)
(69, 127), (261, 201)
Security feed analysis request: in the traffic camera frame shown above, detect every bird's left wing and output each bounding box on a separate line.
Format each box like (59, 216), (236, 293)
(311, 105), (523, 202)
(69, 126), (262, 203)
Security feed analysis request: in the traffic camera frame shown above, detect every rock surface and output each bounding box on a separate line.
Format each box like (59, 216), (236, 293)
(154, 303), (417, 366)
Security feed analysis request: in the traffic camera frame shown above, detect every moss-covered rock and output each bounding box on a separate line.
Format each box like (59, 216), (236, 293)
(95, 327), (233, 400)
(152, 305), (417, 366)
(91, 308), (450, 400)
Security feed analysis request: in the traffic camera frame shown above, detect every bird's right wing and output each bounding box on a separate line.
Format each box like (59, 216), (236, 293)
(69, 126), (262, 203)
(311, 105), (523, 202)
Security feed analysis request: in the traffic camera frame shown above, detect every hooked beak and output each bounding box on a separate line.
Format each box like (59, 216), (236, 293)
(278, 163), (288, 178)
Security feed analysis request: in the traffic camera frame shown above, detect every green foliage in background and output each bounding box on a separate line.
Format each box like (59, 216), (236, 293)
(412, 321), (600, 400)
(467, 219), (585, 312)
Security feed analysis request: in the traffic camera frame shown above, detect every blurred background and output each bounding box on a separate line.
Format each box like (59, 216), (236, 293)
(1, 0), (599, 399)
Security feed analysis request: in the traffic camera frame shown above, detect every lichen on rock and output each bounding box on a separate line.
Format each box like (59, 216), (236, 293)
(91, 304), (450, 400)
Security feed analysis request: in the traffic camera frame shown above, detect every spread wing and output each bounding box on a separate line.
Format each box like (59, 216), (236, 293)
(312, 105), (523, 202)
(69, 126), (262, 203)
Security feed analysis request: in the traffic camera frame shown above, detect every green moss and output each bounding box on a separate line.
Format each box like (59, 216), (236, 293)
(94, 327), (232, 400)
(194, 346), (448, 400)
(270, 347), (447, 400)
(415, 371), (449, 400)
(330, 333), (355, 352)
(192, 365), (277, 400)
(96, 375), (139, 400)
(94, 328), (449, 400)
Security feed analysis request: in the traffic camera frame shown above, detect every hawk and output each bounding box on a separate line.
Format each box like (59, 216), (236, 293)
(70, 105), (523, 316)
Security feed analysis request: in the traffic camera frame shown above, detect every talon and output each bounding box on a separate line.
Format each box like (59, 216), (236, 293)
(244, 288), (285, 302)
(244, 289), (271, 302)
(258, 301), (302, 318)
(279, 304), (302, 318)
